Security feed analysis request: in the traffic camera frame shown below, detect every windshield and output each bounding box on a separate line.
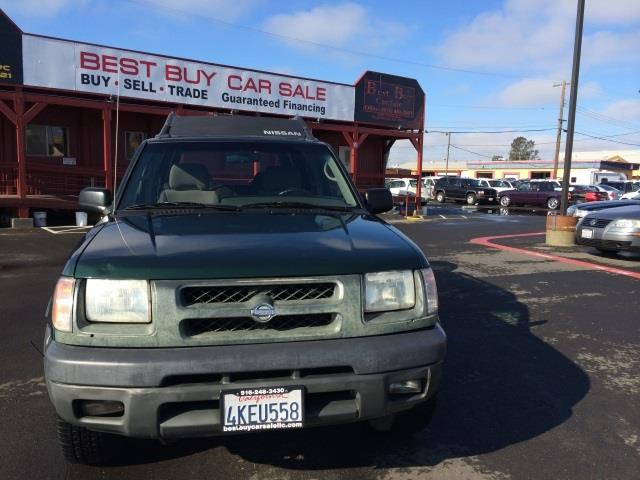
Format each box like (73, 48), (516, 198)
(466, 179), (483, 187)
(489, 180), (510, 187)
(118, 141), (360, 210)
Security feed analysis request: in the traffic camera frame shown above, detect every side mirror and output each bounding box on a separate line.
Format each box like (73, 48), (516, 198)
(365, 188), (393, 214)
(79, 187), (112, 214)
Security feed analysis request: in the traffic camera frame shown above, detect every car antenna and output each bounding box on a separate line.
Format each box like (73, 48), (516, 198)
(113, 69), (121, 194)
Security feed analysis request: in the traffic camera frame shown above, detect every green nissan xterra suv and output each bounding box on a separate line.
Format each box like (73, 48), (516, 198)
(44, 114), (446, 465)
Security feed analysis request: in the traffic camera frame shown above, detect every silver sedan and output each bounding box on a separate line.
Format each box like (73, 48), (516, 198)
(576, 205), (640, 253)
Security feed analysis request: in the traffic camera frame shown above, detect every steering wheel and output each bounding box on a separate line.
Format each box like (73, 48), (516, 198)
(278, 188), (312, 196)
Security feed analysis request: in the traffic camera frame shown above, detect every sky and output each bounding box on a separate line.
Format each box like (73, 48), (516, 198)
(2, 0), (640, 168)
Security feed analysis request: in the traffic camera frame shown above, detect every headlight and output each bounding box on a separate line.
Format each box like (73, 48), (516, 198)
(52, 277), (75, 332)
(421, 268), (439, 315)
(365, 271), (415, 312)
(85, 279), (150, 323)
(612, 219), (640, 229)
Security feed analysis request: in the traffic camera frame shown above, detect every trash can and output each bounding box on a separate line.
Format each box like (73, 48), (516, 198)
(75, 211), (88, 226)
(33, 211), (47, 227)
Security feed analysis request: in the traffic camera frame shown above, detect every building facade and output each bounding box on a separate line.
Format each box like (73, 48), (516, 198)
(0, 10), (425, 218)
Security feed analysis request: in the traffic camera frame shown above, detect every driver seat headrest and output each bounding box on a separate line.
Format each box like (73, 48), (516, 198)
(169, 164), (210, 190)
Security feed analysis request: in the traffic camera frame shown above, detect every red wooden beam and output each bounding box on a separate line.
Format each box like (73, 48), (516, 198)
(23, 102), (47, 124)
(408, 136), (421, 151)
(341, 131), (353, 145)
(351, 126), (359, 186)
(14, 89), (27, 207)
(0, 99), (17, 125)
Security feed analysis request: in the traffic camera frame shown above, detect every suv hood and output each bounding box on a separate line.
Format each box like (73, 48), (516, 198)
(70, 212), (427, 279)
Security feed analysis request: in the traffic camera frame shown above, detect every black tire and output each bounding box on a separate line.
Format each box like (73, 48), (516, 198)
(369, 395), (437, 435)
(500, 195), (511, 207)
(595, 247), (618, 255)
(56, 416), (117, 465)
(435, 191), (445, 203)
(465, 193), (477, 205)
(547, 197), (560, 210)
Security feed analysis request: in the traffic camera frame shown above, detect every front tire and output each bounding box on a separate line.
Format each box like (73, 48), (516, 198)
(369, 395), (437, 435)
(56, 416), (118, 465)
(547, 197), (559, 210)
(500, 195), (511, 207)
(466, 193), (477, 205)
(435, 191), (445, 203)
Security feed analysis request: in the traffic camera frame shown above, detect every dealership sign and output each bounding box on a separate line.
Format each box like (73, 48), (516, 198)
(21, 35), (355, 122)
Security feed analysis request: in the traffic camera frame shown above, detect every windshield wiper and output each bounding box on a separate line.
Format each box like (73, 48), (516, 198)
(122, 202), (240, 211)
(240, 201), (356, 212)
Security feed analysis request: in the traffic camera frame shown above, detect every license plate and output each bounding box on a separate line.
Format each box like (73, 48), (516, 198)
(220, 386), (304, 432)
(581, 228), (593, 239)
(488, 197), (494, 201)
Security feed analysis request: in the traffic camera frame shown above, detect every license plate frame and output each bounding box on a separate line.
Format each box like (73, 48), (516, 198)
(581, 228), (593, 239)
(220, 386), (305, 433)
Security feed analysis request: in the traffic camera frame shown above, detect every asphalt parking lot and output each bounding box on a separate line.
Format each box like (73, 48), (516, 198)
(1, 212), (639, 479)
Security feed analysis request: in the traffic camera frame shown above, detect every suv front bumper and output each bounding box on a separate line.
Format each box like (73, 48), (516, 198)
(45, 325), (446, 439)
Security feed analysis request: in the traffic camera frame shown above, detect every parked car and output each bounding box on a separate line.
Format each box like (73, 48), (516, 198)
(433, 176), (498, 205)
(385, 178), (428, 200)
(567, 199), (640, 218)
(422, 176), (440, 199)
(620, 190), (640, 200)
(489, 179), (515, 191)
(498, 181), (564, 210)
(600, 181), (640, 195)
(44, 114), (446, 465)
(475, 178), (513, 194)
(576, 205), (640, 254)
(385, 178), (416, 198)
(571, 185), (609, 203)
(594, 184), (622, 200)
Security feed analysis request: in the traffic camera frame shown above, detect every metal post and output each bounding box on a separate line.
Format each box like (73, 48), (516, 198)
(560, 0), (585, 215)
(553, 81), (568, 180)
(415, 134), (423, 211)
(445, 133), (451, 176)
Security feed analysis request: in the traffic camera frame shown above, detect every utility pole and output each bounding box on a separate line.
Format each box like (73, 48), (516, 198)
(560, 0), (585, 216)
(552, 80), (568, 180)
(445, 132), (451, 176)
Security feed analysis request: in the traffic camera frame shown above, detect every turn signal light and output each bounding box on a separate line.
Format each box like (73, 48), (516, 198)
(52, 277), (75, 332)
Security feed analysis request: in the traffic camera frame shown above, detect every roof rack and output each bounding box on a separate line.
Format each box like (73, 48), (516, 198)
(156, 113), (316, 141)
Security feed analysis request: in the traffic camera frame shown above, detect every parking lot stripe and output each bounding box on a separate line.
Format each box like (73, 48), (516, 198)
(470, 232), (640, 280)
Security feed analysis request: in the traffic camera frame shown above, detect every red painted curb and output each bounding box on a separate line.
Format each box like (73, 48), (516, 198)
(469, 232), (640, 280)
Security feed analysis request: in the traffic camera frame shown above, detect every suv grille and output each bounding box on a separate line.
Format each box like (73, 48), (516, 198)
(183, 314), (335, 335)
(182, 283), (336, 306)
(584, 218), (612, 228)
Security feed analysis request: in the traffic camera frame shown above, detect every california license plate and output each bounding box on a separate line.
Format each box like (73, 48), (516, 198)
(220, 386), (304, 433)
(581, 228), (593, 239)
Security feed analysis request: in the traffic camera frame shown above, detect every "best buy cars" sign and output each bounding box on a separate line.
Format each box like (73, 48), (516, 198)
(21, 35), (355, 121)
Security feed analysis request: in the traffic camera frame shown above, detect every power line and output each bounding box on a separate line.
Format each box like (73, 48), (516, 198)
(573, 130), (640, 147)
(392, 129), (640, 148)
(427, 127), (556, 134)
(575, 105), (640, 130)
(449, 144), (493, 158)
(124, 0), (526, 79)
(428, 103), (549, 110)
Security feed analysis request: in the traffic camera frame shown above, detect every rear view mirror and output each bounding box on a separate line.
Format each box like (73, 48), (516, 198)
(79, 187), (112, 214)
(365, 188), (393, 214)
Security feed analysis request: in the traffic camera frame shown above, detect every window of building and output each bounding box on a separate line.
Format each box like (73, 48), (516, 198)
(476, 171), (493, 179)
(25, 125), (69, 156)
(125, 131), (148, 160)
(530, 171), (551, 179)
